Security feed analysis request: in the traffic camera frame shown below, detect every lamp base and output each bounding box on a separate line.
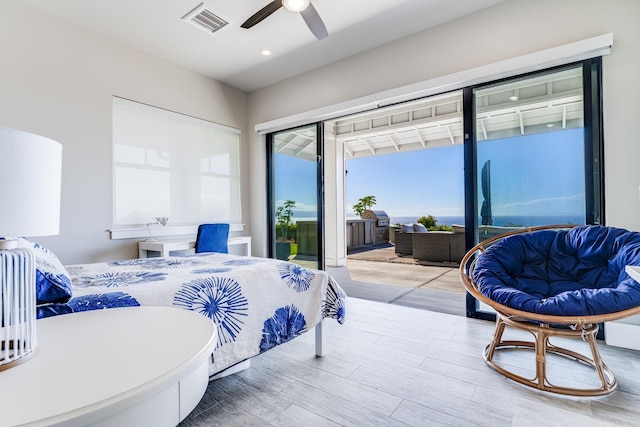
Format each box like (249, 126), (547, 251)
(0, 341), (35, 372)
(0, 247), (37, 371)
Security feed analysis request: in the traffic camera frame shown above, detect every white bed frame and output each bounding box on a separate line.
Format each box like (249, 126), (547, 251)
(211, 320), (325, 380)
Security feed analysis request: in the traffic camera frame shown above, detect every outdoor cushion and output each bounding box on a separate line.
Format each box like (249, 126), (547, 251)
(472, 225), (640, 316)
(413, 223), (428, 233)
(401, 224), (414, 233)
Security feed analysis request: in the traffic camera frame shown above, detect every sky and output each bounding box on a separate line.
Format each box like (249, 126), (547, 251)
(275, 128), (585, 224)
(346, 143), (464, 219)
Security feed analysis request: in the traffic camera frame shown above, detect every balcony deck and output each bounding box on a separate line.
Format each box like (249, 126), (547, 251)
(327, 243), (467, 316)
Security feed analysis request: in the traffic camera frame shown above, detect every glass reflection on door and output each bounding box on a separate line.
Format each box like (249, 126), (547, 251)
(270, 124), (321, 269)
(474, 66), (587, 243)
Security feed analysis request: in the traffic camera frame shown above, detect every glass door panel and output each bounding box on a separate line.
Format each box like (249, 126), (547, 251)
(269, 124), (322, 269)
(474, 66), (587, 244)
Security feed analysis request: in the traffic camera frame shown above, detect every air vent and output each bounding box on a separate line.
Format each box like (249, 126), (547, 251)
(182, 3), (228, 35)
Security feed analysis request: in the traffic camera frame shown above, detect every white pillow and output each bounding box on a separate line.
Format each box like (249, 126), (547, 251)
(413, 223), (428, 233)
(401, 224), (414, 233)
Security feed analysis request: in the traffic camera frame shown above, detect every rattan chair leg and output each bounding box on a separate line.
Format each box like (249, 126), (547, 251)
(535, 328), (548, 390)
(485, 316), (507, 361)
(584, 329), (617, 392)
(481, 313), (617, 396)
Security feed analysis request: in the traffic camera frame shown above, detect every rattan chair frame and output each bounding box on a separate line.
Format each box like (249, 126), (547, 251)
(459, 225), (640, 396)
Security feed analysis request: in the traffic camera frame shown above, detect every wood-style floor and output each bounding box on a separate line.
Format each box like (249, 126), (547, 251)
(179, 297), (640, 426)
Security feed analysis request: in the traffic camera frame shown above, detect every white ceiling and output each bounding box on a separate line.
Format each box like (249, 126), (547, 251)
(20, 0), (505, 92)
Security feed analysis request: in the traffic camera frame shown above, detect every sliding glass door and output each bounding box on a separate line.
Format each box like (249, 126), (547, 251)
(466, 59), (603, 317)
(267, 124), (323, 269)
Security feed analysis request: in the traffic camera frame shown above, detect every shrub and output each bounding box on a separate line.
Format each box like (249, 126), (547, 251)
(417, 215), (452, 232)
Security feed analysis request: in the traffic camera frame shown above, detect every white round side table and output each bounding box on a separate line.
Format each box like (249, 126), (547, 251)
(0, 306), (216, 426)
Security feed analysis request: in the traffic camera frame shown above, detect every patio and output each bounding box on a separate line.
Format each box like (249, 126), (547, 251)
(326, 243), (467, 316)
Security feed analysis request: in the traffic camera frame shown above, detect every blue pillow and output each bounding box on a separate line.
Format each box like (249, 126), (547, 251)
(13, 238), (73, 305)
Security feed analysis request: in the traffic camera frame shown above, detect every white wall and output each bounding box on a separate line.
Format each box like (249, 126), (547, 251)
(247, 0), (640, 256)
(0, 1), (249, 264)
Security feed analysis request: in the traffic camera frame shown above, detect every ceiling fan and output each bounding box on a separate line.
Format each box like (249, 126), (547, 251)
(241, 0), (328, 40)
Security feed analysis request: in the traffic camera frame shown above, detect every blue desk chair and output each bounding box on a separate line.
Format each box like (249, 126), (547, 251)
(195, 223), (230, 254)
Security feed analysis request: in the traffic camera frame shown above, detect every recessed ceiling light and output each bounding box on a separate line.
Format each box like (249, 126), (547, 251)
(547, 123), (554, 128)
(510, 96), (518, 101)
(261, 49), (272, 56)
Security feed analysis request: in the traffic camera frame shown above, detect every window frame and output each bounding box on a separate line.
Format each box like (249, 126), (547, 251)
(464, 58), (605, 319)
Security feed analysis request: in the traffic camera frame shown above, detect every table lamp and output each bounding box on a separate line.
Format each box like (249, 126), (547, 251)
(0, 127), (62, 371)
(145, 216), (169, 241)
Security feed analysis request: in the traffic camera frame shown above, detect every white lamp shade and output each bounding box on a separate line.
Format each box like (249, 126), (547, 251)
(0, 128), (62, 237)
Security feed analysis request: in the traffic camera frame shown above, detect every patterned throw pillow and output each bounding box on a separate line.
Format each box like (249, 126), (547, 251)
(11, 238), (73, 305)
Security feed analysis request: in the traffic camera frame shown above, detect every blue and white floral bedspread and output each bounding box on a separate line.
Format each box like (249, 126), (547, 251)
(64, 253), (346, 376)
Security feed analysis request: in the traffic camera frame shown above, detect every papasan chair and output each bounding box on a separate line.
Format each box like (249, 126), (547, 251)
(459, 224), (640, 396)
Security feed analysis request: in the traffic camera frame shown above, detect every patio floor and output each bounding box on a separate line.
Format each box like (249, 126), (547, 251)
(326, 243), (467, 316)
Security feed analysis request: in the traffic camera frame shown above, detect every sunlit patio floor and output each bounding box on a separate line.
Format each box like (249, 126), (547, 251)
(326, 243), (467, 316)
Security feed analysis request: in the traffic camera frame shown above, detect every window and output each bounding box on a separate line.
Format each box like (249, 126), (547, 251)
(267, 124), (323, 269)
(474, 65), (587, 234)
(465, 59), (603, 319)
(112, 97), (241, 228)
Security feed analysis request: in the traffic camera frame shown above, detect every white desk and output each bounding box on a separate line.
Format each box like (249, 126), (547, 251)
(138, 236), (251, 258)
(0, 307), (216, 426)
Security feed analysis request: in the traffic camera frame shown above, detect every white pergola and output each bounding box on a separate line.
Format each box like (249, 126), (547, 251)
(273, 67), (584, 161)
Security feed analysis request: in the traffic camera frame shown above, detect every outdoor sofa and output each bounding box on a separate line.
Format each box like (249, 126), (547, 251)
(395, 223), (523, 264)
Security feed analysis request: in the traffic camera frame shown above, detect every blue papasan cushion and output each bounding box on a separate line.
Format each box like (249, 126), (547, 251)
(472, 225), (640, 316)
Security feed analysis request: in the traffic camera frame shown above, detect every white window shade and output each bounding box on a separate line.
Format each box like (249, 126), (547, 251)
(112, 97), (241, 229)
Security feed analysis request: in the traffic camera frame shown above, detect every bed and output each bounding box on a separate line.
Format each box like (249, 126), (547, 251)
(26, 238), (347, 379)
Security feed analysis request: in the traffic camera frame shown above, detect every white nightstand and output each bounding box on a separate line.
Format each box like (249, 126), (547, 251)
(138, 236), (251, 258)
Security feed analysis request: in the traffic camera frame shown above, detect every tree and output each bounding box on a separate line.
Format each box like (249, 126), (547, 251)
(275, 200), (296, 240)
(352, 195), (377, 217)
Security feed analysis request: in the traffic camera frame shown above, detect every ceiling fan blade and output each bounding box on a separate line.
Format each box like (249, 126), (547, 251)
(241, 0), (283, 29)
(300, 2), (328, 40)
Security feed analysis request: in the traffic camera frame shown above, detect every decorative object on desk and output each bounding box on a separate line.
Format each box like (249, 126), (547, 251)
(0, 127), (62, 371)
(145, 216), (169, 241)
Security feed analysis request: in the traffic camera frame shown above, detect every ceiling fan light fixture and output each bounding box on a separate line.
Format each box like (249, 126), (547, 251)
(282, 0), (310, 13)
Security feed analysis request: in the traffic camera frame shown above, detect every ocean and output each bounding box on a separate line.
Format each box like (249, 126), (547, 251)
(295, 212), (584, 227)
(388, 215), (584, 227)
